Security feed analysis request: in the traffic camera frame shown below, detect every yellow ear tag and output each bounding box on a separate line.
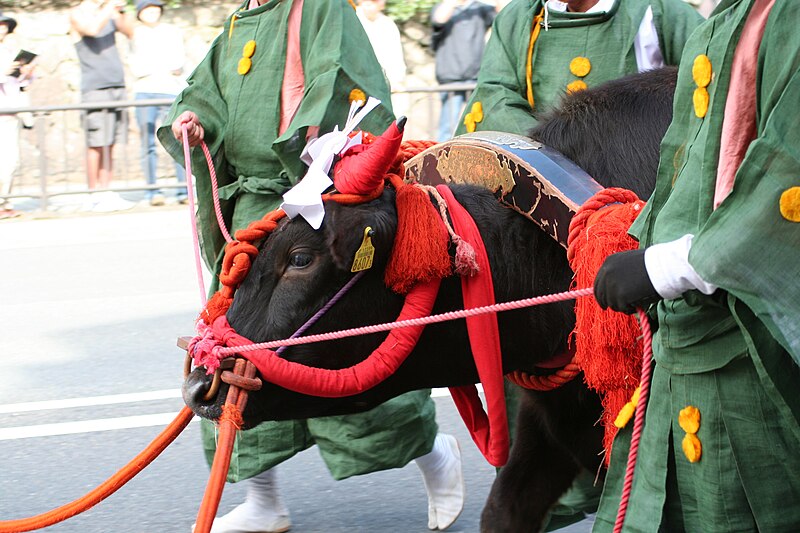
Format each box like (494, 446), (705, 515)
(351, 227), (375, 272)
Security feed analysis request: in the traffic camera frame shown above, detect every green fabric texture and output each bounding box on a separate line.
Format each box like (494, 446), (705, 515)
(595, 308), (800, 531)
(629, 0), (800, 365)
(201, 390), (438, 482)
(597, 1), (800, 530)
(454, 0), (701, 136)
(157, 0), (439, 483)
(544, 469), (603, 532)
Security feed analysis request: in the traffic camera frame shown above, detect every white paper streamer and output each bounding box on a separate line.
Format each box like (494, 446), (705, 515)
(281, 97), (381, 229)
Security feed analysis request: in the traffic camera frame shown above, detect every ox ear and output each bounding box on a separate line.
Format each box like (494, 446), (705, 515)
(324, 191), (397, 273)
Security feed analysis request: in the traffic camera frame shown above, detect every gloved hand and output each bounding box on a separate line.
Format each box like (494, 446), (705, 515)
(593, 249), (662, 314)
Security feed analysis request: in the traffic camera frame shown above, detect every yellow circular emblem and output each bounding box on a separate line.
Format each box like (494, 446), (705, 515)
(569, 56), (591, 78)
(242, 40), (256, 59)
(692, 54), (712, 88)
(682, 433), (702, 463)
(237, 57), (252, 75)
(779, 186), (800, 222)
(693, 87), (709, 118)
(678, 405), (701, 434)
(471, 101), (484, 123)
(567, 80), (588, 94)
(349, 88), (367, 105)
(464, 113), (476, 133)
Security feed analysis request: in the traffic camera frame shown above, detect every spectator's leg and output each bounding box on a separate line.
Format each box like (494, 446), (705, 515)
(438, 91), (452, 142)
(98, 144), (114, 189)
(0, 116), (20, 211)
(155, 96), (188, 201)
(86, 147), (102, 190)
(452, 91), (467, 135)
(135, 93), (158, 200)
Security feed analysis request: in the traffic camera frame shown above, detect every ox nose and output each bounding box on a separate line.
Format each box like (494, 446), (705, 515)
(182, 368), (224, 420)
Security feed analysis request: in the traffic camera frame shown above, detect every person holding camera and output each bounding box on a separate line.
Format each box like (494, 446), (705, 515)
(70, 0), (135, 212)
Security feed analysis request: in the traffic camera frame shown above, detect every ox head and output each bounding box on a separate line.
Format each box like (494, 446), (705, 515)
(183, 190), (412, 426)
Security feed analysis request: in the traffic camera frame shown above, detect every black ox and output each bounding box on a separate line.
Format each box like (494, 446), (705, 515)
(184, 68), (677, 532)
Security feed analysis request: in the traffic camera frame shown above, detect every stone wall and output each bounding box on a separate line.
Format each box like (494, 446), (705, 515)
(5, 5), (439, 192)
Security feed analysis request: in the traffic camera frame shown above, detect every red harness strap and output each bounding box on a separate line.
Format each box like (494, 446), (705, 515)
(199, 278), (441, 398)
(436, 185), (510, 467)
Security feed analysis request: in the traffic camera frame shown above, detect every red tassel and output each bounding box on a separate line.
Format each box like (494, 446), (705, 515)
(385, 183), (452, 294)
(568, 196), (646, 464)
(202, 291), (233, 325)
(333, 120), (404, 195)
(453, 235), (479, 277)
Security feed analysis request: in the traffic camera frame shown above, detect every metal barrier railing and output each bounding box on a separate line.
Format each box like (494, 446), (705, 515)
(0, 83), (474, 212)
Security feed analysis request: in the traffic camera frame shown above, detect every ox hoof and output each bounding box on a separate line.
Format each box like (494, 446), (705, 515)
(416, 433), (465, 530)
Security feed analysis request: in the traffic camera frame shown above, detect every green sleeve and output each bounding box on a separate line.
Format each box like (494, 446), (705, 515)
(156, 32), (234, 270)
(651, 0), (704, 66)
(689, 6), (800, 363)
(273, 0), (395, 180)
(454, 0), (539, 137)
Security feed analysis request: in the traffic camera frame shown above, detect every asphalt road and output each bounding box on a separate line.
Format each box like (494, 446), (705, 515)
(0, 207), (593, 533)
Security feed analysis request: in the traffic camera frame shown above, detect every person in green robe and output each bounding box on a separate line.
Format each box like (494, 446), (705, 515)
(454, 1), (701, 530)
(455, 0), (702, 136)
(593, 0), (800, 530)
(157, 1), (464, 532)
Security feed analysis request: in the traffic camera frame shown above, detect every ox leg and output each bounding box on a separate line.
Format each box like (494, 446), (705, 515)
(480, 379), (603, 533)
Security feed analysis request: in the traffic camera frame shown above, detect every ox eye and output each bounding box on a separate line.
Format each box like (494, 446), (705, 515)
(288, 251), (313, 269)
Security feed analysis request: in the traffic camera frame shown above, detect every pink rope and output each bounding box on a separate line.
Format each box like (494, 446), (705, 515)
(217, 287), (594, 355)
(201, 141), (233, 245)
(181, 126), (235, 306)
(613, 308), (654, 532)
(182, 124), (208, 307)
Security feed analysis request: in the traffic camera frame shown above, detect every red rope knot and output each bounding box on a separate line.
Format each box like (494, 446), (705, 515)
(220, 404), (244, 430)
(188, 321), (227, 375)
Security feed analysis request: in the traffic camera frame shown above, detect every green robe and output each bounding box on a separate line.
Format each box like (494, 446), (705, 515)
(454, 0), (701, 136)
(157, 0), (395, 272)
(157, 0), (436, 482)
(595, 1), (800, 530)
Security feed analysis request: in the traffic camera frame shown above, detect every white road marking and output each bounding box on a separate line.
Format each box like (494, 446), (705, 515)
(0, 387), (481, 440)
(0, 412), (198, 441)
(0, 389), (183, 414)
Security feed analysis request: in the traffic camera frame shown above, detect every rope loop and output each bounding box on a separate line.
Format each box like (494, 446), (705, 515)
(567, 187), (641, 263)
(506, 363), (582, 391)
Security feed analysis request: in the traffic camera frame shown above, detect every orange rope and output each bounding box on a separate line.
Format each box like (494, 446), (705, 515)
(0, 407), (194, 533)
(193, 360), (258, 533)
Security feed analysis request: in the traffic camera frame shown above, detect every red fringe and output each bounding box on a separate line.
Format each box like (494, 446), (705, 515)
(568, 200), (646, 462)
(202, 291), (233, 325)
(385, 183), (452, 294)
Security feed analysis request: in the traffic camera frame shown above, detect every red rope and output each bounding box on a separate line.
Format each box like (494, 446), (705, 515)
(194, 360), (257, 533)
(505, 363), (582, 391)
